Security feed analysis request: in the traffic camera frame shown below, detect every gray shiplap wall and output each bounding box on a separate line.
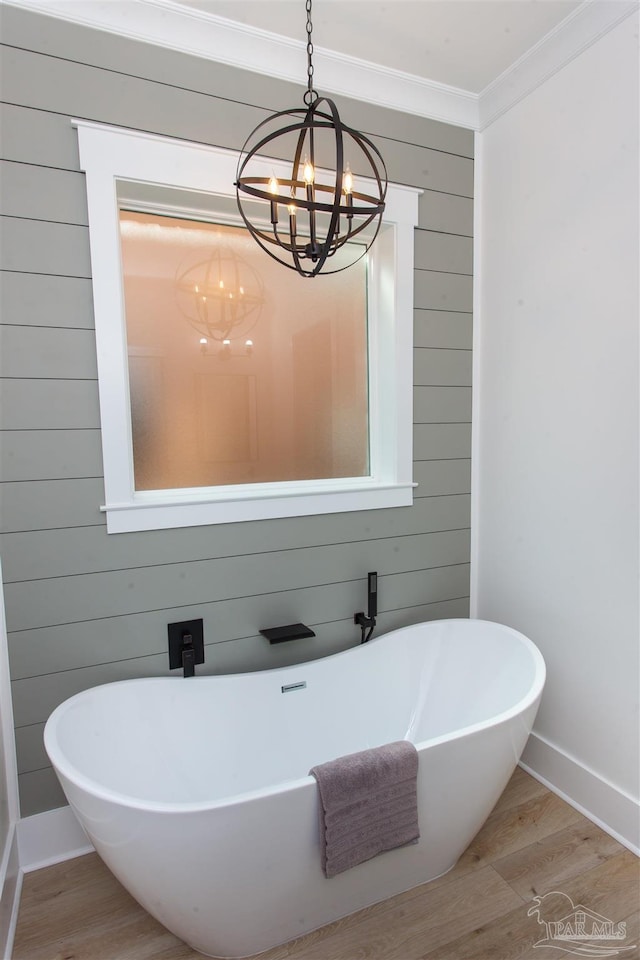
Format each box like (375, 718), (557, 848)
(0, 6), (473, 817)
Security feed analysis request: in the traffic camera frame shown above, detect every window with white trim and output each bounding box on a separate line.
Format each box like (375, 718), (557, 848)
(75, 121), (419, 532)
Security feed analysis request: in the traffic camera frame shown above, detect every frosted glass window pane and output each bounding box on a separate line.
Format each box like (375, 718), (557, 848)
(119, 212), (369, 491)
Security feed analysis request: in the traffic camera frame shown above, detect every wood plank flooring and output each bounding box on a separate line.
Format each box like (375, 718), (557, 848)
(12, 769), (639, 960)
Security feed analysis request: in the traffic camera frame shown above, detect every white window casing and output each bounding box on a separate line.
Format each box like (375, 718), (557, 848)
(75, 120), (420, 532)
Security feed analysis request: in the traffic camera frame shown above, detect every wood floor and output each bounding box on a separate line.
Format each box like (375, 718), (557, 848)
(12, 769), (640, 960)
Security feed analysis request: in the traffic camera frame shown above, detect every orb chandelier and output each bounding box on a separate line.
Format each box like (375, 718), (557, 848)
(235, 0), (387, 278)
(175, 245), (264, 346)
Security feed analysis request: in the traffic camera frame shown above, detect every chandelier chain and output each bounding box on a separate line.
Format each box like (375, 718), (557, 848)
(304, 0), (318, 105)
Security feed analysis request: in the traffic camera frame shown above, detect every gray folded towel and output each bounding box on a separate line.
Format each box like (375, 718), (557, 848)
(309, 740), (420, 878)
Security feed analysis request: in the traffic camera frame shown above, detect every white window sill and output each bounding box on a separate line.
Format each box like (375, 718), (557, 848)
(102, 481), (417, 532)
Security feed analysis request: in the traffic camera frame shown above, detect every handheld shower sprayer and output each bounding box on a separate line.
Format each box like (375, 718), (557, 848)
(367, 571), (377, 619)
(354, 571), (378, 644)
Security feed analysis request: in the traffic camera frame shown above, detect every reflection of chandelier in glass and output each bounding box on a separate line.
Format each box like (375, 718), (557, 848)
(175, 245), (264, 344)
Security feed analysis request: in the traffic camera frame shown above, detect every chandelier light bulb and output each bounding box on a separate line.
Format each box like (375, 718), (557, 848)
(303, 158), (314, 185)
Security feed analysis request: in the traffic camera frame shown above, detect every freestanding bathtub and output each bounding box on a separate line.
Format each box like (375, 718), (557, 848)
(44, 618), (545, 958)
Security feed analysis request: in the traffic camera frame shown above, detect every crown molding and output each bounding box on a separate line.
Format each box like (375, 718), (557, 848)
(0, 0), (480, 129)
(478, 0), (639, 130)
(2, 0), (637, 133)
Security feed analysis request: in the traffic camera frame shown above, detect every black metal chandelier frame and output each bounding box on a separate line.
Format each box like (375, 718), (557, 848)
(235, 0), (388, 278)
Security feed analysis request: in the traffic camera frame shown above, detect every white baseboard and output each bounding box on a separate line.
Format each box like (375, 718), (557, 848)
(2, 805), (93, 957)
(0, 826), (21, 960)
(520, 731), (640, 855)
(17, 805), (94, 874)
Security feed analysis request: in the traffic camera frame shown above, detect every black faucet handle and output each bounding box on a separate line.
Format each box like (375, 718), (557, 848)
(168, 619), (204, 676)
(181, 631), (195, 678)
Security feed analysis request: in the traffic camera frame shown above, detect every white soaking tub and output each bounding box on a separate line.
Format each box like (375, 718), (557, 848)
(44, 618), (545, 958)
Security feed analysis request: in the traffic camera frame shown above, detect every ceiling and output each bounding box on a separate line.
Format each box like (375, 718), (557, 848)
(171, 0), (584, 94)
(6, 0), (631, 128)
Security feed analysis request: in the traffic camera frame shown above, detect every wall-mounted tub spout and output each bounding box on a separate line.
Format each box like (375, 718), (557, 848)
(354, 571), (378, 644)
(259, 623), (316, 644)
